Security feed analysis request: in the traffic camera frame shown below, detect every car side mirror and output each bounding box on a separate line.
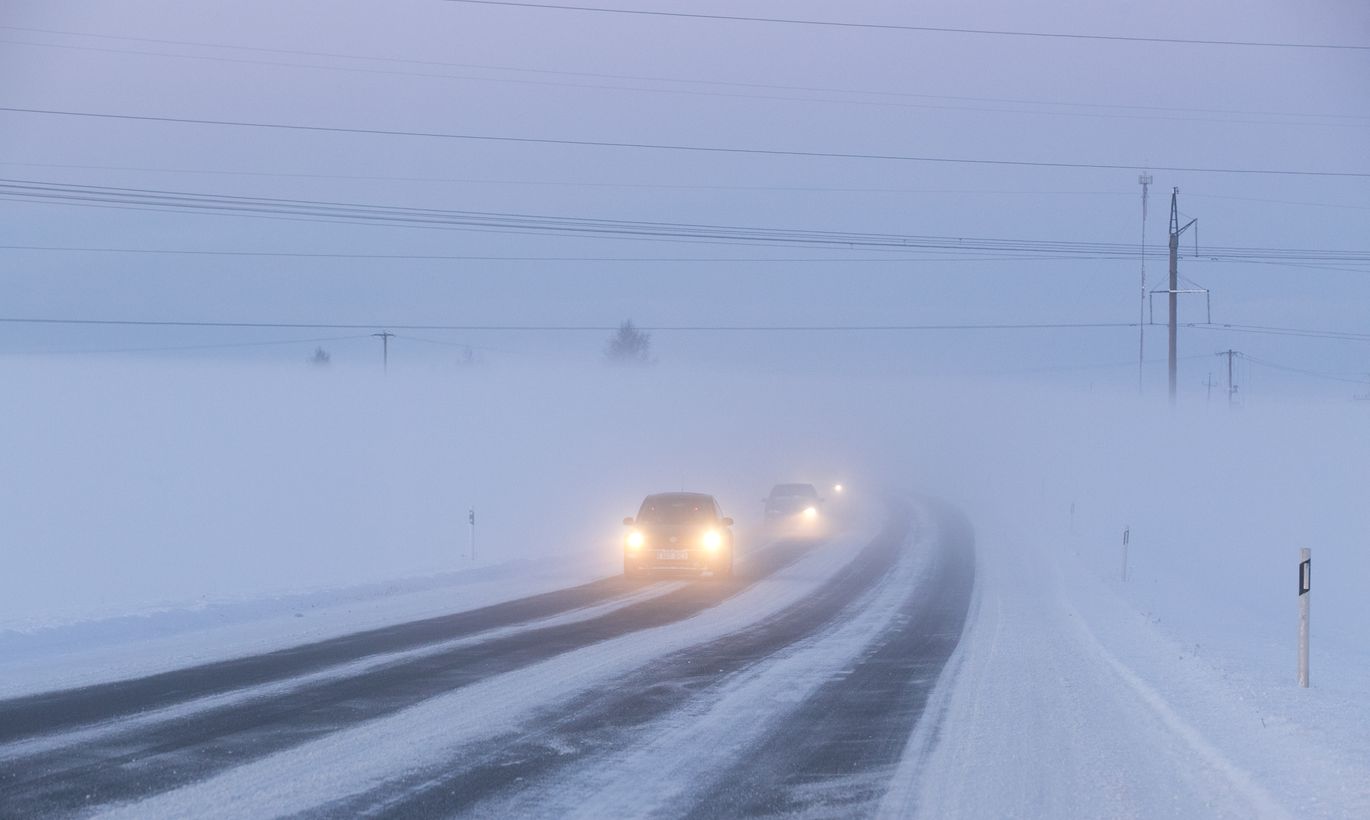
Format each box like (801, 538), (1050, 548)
(623, 517), (635, 526)
(721, 517), (734, 527)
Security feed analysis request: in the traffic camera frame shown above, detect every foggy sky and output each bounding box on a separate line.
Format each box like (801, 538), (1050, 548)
(1, 0), (1367, 396)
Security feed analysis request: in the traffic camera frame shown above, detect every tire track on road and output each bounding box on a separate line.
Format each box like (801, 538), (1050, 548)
(684, 502), (975, 819)
(0, 576), (635, 744)
(0, 539), (817, 817)
(315, 510), (914, 819)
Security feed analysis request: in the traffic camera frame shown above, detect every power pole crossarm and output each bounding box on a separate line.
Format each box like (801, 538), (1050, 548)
(372, 330), (394, 373)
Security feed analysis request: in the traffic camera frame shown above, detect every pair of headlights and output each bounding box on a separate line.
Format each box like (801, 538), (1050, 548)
(625, 529), (723, 551)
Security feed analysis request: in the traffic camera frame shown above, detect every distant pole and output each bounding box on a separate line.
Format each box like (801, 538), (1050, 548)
(468, 508), (476, 562)
(1168, 190), (1180, 404)
(1204, 373), (1215, 405)
(372, 330), (394, 374)
(1298, 548), (1311, 687)
(1222, 349), (1239, 408)
(1121, 526), (1130, 582)
(1138, 172), (1152, 395)
(1167, 189), (1197, 406)
(1069, 501), (1076, 535)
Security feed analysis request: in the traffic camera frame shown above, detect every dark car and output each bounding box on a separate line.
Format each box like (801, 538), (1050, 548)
(763, 483), (823, 527)
(623, 492), (734, 578)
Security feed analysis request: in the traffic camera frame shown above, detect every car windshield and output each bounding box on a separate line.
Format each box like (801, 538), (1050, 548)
(771, 484), (817, 499)
(638, 497), (715, 524)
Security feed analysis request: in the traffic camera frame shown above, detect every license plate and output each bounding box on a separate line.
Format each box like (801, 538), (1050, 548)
(655, 549), (688, 561)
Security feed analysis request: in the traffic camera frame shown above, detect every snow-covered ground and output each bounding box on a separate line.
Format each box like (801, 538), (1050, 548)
(896, 494), (1370, 818)
(883, 382), (1370, 818)
(3, 357), (1365, 816)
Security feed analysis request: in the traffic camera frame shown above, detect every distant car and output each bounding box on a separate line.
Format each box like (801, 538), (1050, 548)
(623, 492), (734, 578)
(763, 483), (823, 528)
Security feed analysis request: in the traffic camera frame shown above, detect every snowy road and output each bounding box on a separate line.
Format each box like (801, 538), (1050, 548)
(0, 500), (976, 818)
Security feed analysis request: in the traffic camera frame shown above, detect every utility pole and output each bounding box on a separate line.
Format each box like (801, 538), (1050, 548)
(1221, 349), (1240, 407)
(1168, 189), (1197, 405)
(1204, 373), (1216, 405)
(1138, 172), (1152, 395)
(372, 330), (394, 373)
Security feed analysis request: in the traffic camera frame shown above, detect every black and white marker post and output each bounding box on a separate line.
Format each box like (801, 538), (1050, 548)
(1121, 526), (1130, 582)
(469, 508), (477, 562)
(1299, 547), (1311, 688)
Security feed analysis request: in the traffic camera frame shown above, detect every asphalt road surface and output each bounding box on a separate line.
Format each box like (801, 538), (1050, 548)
(0, 499), (974, 818)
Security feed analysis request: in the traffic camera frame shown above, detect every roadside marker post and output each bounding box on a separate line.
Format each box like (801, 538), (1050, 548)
(1121, 526), (1130, 582)
(469, 508), (477, 562)
(1299, 548), (1311, 688)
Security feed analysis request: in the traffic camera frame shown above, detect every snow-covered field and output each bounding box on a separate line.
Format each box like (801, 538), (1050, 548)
(900, 510), (1370, 819)
(896, 388), (1370, 818)
(3, 357), (1366, 816)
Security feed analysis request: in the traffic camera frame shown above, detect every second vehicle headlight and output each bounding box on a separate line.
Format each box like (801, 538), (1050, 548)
(701, 529), (722, 551)
(802, 506), (819, 520)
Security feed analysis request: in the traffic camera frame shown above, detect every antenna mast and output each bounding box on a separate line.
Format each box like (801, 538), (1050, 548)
(1137, 172), (1152, 394)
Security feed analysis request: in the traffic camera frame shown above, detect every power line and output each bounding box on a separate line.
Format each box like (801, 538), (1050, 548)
(6, 333), (371, 356)
(1240, 353), (1370, 385)
(1189, 193), (1370, 212)
(2, 316), (1369, 342)
(0, 317), (1142, 332)
(5, 37), (1364, 129)
(445, 1), (1370, 52)
(7, 24), (1367, 121)
(1192, 322), (1370, 341)
(5, 180), (1369, 263)
(5, 245), (1368, 272)
(0, 163), (1138, 196)
(0, 245), (1153, 264)
(4, 107), (1368, 179)
(9, 162), (1370, 212)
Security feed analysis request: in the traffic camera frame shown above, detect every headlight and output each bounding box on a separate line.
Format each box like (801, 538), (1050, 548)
(701, 530), (722, 551)
(802, 506), (818, 520)
(833, 483), (844, 494)
(626, 530), (645, 549)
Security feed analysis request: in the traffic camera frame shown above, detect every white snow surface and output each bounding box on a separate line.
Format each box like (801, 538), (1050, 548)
(886, 507), (1370, 820)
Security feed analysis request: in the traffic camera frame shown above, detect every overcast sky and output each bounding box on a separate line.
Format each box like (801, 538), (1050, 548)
(1, 0), (1367, 395)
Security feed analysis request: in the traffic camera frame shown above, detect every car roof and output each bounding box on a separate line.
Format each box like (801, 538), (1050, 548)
(643, 492), (716, 503)
(770, 483), (818, 494)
